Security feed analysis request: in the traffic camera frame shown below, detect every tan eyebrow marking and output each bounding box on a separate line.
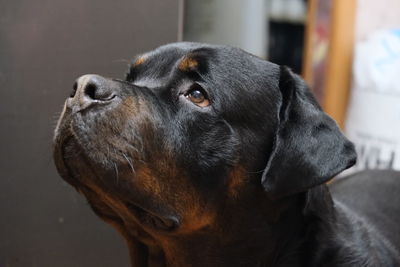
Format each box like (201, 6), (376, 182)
(133, 55), (147, 66)
(178, 56), (199, 71)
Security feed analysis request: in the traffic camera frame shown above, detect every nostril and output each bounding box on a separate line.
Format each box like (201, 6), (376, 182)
(70, 74), (117, 110)
(84, 82), (115, 101)
(84, 83), (97, 100)
(70, 82), (78, 98)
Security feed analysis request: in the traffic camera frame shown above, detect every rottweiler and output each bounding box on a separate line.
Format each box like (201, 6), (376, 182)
(53, 42), (400, 266)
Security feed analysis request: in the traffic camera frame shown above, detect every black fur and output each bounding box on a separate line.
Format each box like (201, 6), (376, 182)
(54, 42), (400, 266)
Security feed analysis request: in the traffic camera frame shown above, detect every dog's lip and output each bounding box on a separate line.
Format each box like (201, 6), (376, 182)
(53, 112), (92, 187)
(125, 201), (181, 231)
(53, 134), (79, 189)
(53, 108), (73, 176)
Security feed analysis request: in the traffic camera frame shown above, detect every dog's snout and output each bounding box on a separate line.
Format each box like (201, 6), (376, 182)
(67, 74), (117, 111)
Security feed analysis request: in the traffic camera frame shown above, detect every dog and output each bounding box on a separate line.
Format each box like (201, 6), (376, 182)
(53, 42), (400, 266)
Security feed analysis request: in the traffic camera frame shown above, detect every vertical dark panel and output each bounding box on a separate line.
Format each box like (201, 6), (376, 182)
(0, 0), (179, 266)
(268, 22), (305, 74)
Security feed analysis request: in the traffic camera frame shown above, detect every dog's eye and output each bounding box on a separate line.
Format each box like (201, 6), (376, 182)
(187, 90), (205, 103)
(184, 84), (210, 107)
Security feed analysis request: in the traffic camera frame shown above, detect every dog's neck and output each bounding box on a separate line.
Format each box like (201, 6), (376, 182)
(123, 186), (317, 267)
(124, 184), (397, 267)
(292, 186), (399, 267)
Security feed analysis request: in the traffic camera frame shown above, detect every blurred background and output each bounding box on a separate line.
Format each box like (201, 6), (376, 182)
(0, 0), (399, 266)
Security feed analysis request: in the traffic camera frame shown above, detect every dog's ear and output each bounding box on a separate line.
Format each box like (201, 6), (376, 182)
(261, 66), (356, 198)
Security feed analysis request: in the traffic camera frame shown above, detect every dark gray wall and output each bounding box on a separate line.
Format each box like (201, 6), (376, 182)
(0, 0), (179, 266)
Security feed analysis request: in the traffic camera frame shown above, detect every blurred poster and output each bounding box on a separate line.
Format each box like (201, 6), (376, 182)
(346, 29), (400, 172)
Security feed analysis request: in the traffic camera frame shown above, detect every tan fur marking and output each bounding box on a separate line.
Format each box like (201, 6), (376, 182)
(133, 56), (146, 66)
(227, 166), (247, 199)
(135, 166), (163, 197)
(178, 57), (198, 71)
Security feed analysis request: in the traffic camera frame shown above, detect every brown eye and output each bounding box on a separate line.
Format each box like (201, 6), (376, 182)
(184, 85), (210, 107)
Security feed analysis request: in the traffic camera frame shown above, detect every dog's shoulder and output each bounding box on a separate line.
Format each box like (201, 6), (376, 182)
(330, 170), (400, 246)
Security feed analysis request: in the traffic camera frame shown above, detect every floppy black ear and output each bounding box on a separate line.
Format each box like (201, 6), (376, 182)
(261, 66), (356, 198)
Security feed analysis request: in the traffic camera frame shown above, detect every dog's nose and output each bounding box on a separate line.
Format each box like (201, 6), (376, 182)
(68, 74), (117, 111)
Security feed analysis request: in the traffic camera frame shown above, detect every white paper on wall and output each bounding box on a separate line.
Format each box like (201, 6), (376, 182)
(345, 29), (400, 173)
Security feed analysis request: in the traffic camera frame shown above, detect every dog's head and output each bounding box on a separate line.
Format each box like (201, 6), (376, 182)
(53, 42), (356, 266)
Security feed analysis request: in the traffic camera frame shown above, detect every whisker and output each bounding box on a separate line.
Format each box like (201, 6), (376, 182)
(122, 153), (135, 174)
(112, 58), (130, 64)
(246, 169), (265, 174)
(106, 145), (111, 159)
(114, 162), (119, 185)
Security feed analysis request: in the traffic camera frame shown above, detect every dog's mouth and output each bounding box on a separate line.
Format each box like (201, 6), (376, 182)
(53, 105), (181, 235)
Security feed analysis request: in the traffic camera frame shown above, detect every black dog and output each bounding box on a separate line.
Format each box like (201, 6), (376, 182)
(53, 42), (400, 266)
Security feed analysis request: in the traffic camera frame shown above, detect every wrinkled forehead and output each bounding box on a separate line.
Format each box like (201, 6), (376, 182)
(126, 43), (271, 86)
(126, 43), (214, 86)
